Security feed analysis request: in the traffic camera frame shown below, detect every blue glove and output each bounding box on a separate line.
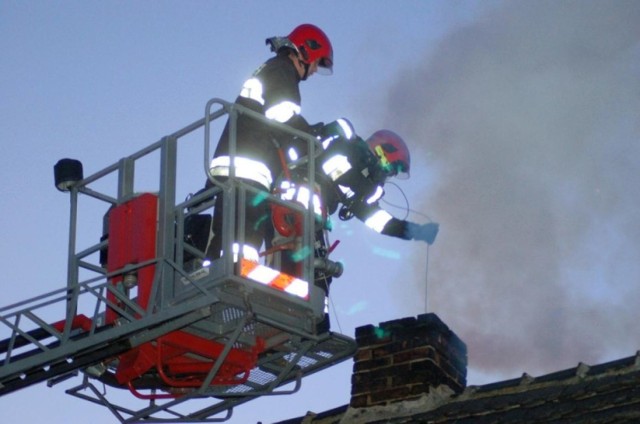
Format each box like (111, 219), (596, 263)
(407, 222), (439, 245)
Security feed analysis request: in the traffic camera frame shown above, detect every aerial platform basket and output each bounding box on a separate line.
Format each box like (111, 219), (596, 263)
(0, 98), (357, 422)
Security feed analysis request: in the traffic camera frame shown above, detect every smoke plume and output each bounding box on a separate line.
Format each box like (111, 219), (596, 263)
(387, 0), (640, 377)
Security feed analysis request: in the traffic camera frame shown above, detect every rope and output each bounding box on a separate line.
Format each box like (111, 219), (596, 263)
(382, 181), (434, 222)
(425, 244), (430, 313)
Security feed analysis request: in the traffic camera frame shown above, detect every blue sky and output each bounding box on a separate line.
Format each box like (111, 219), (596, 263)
(2, 1), (639, 423)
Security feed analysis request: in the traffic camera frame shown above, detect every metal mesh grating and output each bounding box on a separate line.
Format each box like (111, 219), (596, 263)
(288, 353), (318, 369)
(210, 304), (245, 324)
(246, 367), (278, 386)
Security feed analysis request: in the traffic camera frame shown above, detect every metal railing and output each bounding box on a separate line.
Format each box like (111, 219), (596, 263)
(0, 98), (356, 422)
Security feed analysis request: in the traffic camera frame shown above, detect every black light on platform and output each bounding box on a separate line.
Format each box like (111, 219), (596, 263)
(54, 158), (84, 192)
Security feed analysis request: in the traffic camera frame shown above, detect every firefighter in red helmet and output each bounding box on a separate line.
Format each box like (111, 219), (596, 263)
(281, 23), (333, 78)
(317, 123), (439, 244)
(204, 24), (333, 261)
(269, 120), (439, 290)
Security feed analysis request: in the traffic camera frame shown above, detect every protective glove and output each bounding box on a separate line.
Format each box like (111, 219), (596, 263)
(407, 222), (439, 245)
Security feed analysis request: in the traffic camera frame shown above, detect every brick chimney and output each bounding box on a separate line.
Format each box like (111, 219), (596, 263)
(350, 313), (467, 408)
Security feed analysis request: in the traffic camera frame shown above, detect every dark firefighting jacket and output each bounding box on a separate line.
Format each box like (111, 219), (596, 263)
(316, 136), (410, 239)
(211, 52), (313, 190)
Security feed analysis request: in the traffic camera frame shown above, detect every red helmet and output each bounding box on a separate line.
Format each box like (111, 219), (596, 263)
(287, 24), (333, 75)
(366, 130), (411, 178)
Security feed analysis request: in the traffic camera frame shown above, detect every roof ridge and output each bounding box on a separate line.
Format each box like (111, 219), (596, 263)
(466, 351), (640, 397)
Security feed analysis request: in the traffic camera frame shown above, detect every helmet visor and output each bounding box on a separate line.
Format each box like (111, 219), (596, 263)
(385, 162), (410, 180)
(394, 165), (410, 180)
(317, 56), (333, 75)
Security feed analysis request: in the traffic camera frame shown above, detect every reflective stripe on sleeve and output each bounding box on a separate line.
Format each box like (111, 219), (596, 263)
(364, 210), (394, 233)
(265, 101), (301, 123)
(366, 186), (384, 204)
(336, 118), (354, 139)
(239, 78), (265, 105)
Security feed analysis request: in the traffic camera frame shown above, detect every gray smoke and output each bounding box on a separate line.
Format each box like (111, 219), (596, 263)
(386, 1), (640, 377)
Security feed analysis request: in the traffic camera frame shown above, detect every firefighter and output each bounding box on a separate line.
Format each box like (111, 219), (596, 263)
(271, 123), (439, 284)
(269, 124), (438, 335)
(317, 124), (440, 245)
(205, 24), (333, 262)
